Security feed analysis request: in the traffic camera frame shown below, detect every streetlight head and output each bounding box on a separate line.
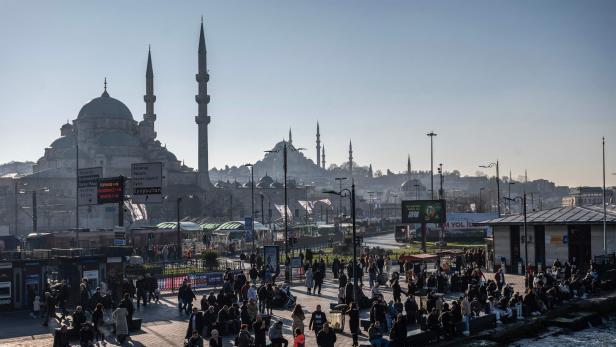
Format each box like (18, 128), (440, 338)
(323, 190), (340, 195)
(243, 163), (253, 167)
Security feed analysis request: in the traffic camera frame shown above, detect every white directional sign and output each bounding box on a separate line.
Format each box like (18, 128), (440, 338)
(131, 162), (163, 203)
(78, 167), (103, 206)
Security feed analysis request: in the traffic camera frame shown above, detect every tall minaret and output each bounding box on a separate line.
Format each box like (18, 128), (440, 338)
(407, 154), (411, 176)
(195, 18), (211, 187)
(368, 164), (373, 178)
(348, 140), (353, 175)
(140, 46), (157, 141)
(288, 128), (293, 146)
(321, 145), (326, 169)
(316, 122), (321, 167)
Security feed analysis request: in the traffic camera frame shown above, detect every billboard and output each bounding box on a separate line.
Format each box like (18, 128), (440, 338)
(263, 245), (279, 283)
(97, 177), (125, 204)
(401, 200), (446, 224)
(131, 162), (163, 203)
(78, 167), (103, 206)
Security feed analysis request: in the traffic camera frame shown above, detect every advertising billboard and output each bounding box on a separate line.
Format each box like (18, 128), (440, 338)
(401, 200), (446, 224)
(78, 167), (103, 206)
(97, 177), (125, 204)
(131, 162), (163, 203)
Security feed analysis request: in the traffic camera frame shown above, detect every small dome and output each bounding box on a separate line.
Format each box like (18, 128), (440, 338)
(401, 178), (423, 192)
(256, 175), (274, 188)
(78, 93), (133, 121)
(50, 135), (75, 149)
(96, 132), (141, 147)
(242, 181), (252, 188)
(270, 181), (283, 188)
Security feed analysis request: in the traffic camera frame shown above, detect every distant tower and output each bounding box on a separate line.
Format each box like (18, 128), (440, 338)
(348, 140), (353, 175)
(195, 18), (211, 187)
(316, 122), (321, 167)
(407, 154), (411, 176)
(140, 46), (157, 141)
(322, 145), (326, 170)
(288, 128), (293, 146)
(368, 164), (373, 178)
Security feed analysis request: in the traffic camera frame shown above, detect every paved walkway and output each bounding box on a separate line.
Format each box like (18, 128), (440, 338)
(0, 267), (525, 347)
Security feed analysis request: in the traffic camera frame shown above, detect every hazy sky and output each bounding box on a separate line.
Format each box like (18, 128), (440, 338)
(1, 0), (615, 187)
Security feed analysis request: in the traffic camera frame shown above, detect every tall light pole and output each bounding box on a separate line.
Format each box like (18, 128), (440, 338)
(508, 182), (516, 214)
(173, 194), (194, 259)
(603, 137), (607, 255)
(479, 187), (485, 213)
(367, 191), (375, 220)
(335, 177), (347, 217)
(427, 131), (437, 200)
(506, 194), (527, 274)
(479, 161), (501, 217)
(265, 142), (305, 283)
(324, 179), (357, 301)
(19, 186), (49, 233)
(244, 163), (255, 253)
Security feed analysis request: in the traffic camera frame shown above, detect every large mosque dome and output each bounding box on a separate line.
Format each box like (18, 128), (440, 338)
(77, 90), (133, 121)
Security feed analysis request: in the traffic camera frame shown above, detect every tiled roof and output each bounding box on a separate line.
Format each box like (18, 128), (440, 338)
(477, 204), (616, 225)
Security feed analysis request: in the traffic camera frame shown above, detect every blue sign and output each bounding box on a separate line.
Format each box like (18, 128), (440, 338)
(244, 217), (254, 242)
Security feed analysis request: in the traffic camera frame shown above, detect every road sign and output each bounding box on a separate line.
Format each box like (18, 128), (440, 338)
(97, 177), (125, 204)
(244, 216), (254, 242)
(131, 162), (163, 203)
(78, 167), (103, 206)
(114, 231), (126, 246)
(401, 200), (446, 224)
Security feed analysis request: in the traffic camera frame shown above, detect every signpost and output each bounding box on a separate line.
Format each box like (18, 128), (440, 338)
(114, 231), (126, 246)
(78, 167), (103, 206)
(244, 216), (254, 243)
(401, 200), (446, 252)
(97, 176), (125, 226)
(131, 162), (163, 203)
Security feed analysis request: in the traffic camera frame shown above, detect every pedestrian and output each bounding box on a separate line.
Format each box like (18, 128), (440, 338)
(316, 322), (336, 347)
(119, 293), (134, 326)
(291, 304), (305, 333)
(268, 320), (289, 347)
(32, 295), (41, 319)
(368, 321), (385, 347)
(91, 303), (105, 343)
(389, 314), (407, 347)
(52, 324), (70, 347)
(293, 328), (305, 347)
(79, 322), (94, 347)
(314, 268), (324, 295)
(309, 305), (327, 338)
(235, 323), (254, 347)
(186, 330), (204, 347)
(346, 302), (360, 347)
(186, 306), (205, 338)
(305, 267), (314, 295)
(253, 315), (268, 347)
(208, 329), (223, 347)
(112, 306), (129, 344)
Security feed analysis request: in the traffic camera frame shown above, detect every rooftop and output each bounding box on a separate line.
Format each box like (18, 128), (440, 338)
(478, 204), (616, 226)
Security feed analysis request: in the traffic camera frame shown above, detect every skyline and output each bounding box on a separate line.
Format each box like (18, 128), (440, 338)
(1, 1), (615, 187)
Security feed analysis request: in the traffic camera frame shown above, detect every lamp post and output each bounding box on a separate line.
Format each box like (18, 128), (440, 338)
(19, 186), (50, 233)
(265, 142), (305, 283)
(335, 177), (347, 217)
(508, 182), (516, 214)
(175, 195), (193, 259)
(479, 161), (501, 217)
(427, 131), (437, 199)
(324, 179), (357, 302)
(367, 191), (375, 220)
(479, 187), (485, 213)
(505, 193), (527, 274)
(244, 163), (256, 253)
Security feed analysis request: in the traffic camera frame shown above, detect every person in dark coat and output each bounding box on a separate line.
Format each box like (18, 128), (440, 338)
(182, 284), (197, 315)
(345, 282), (354, 305)
(346, 302), (360, 347)
(309, 305), (327, 337)
(316, 323), (336, 347)
(186, 306), (205, 338)
(253, 315), (268, 347)
(79, 322), (94, 347)
(118, 293), (134, 327)
(404, 295), (418, 325)
(389, 314), (407, 347)
(53, 325), (70, 347)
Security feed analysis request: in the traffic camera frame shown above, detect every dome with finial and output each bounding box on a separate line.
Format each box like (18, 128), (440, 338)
(270, 180), (283, 188)
(256, 174), (274, 188)
(77, 79), (134, 121)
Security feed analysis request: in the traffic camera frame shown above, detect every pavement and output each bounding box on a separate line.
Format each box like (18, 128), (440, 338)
(0, 233), (526, 347)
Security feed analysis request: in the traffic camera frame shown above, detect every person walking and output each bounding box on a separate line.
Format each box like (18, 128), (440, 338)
(309, 305), (327, 338)
(268, 320), (289, 347)
(305, 268), (314, 295)
(291, 304), (306, 333)
(314, 268), (324, 296)
(112, 306), (129, 344)
(235, 324), (254, 347)
(253, 315), (268, 347)
(316, 323), (336, 347)
(91, 303), (105, 343)
(346, 302), (360, 347)
(293, 328), (305, 347)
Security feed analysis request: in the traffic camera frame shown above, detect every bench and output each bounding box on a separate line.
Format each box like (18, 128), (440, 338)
(469, 313), (496, 335)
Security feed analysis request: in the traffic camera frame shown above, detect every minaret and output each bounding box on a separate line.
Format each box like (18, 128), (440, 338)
(321, 145), (326, 169)
(316, 122), (321, 167)
(407, 154), (411, 176)
(195, 18), (211, 187)
(368, 164), (373, 178)
(288, 128), (293, 146)
(140, 46), (157, 141)
(349, 140), (353, 175)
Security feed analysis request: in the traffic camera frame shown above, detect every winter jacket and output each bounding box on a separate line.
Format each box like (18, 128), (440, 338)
(112, 307), (129, 336)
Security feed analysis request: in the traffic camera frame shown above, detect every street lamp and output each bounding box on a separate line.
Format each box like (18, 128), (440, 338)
(505, 193), (527, 274)
(479, 187), (485, 213)
(479, 161), (501, 217)
(427, 131), (437, 199)
(173, 195), (193, 259)
(335, 177), (347, 217)
(324, 179), (357, 302)
(265, 142), (305, 283)
(244, 163), (256, 254)
(19, 186), (50, 233)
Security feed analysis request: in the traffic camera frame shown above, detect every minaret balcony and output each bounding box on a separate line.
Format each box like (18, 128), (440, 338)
(195, 115), (211, 125)
(195, 94), (211, 104)
(143, 95), (156, 103)
(195, 73), (210, 83)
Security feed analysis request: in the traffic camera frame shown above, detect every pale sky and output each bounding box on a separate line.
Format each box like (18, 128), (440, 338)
(0, 0), (615, 187)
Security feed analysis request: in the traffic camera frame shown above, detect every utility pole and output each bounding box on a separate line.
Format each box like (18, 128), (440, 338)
(603, 137), (607, 255)
(427, 132), (437, 199)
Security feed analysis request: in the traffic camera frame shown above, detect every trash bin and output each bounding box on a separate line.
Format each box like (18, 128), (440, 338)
(329, 310), (345, 332)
